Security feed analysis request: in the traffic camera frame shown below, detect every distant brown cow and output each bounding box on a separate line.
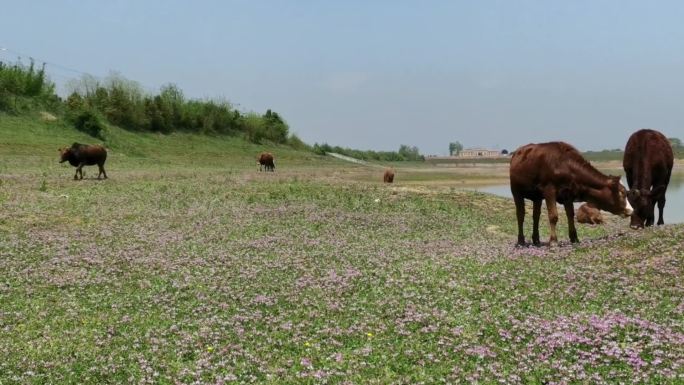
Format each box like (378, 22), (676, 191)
(383, 168), (395, 183)
(623, 129), (674, 229)
(576, 203), (604, 225)
(59, 143), (108, 180)
(510, 142), (633, 246)
(257, 152), (275, 172)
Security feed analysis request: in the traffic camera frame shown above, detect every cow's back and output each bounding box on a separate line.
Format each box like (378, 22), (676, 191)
(77, 144), (107, 165)
(69, 143), (107, 165)
(623, 129), (673, 188)
(259, 152), (274, 165)
(510, 142), (582, 198)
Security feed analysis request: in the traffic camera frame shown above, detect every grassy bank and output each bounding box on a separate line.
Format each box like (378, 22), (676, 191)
(0, 113), (335, 174)
(1, 115), (683, 384)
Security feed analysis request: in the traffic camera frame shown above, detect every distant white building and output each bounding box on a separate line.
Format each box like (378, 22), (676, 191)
(458, 148), (502, 158)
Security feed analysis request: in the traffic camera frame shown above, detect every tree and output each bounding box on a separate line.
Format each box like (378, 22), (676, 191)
(398, 144), (423, 161)
(449, 141), (463, 156)
(262, 109), (289, 143)
(670, 137), (683, 157)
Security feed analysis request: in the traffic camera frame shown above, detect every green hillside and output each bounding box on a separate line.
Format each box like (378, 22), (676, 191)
(0, 113), (336, 175)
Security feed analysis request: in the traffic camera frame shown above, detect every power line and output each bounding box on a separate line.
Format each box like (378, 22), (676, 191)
(0, 45), (163, 92)
(0, 46), (96, 77)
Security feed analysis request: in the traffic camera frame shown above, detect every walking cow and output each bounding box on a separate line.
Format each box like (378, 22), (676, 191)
(510, 142), (633, 246)
(623, 129), (674, 229)
(59, 143), (108, 180)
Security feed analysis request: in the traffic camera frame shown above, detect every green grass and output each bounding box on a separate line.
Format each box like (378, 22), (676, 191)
(1, 114), (683, 384)
(0, 113), (336, 173)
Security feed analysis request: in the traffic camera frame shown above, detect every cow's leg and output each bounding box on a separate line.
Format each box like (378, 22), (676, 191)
(658, 193), (665, 226)
(75, 163), (85, 180)
(514, 194), (526, 246)
(644, 201), (656, 227)
(532, 199), (542, 246)
(564, 202), (579, 243)
(644, 201), (655, 227)
(657, 196), (666, 225)
(625, 168), (633, 189)
(657, 174), (670, 226)
(543, 188), (559, 245)
(98, 163), (107, 179)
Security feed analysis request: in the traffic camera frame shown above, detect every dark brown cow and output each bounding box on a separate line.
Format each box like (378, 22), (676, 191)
(576, 203), (604, 225)
(257, 152), (275, 172)
(383, 168), (395, 183)
(510, 142), (633, 245)
(59, 143), (108, 180)
(623, 129), (674, 229)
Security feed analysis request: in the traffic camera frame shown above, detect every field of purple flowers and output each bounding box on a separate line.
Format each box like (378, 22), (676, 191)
(1, 165), (683, 384)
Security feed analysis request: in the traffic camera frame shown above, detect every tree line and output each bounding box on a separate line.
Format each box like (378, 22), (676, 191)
(1, 59), (429, 160)
(312, 143), (424, 161)
(0, 60), (61, 112)
(0, 60), (293, 145)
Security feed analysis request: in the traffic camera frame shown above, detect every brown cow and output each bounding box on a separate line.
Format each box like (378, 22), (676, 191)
(257, 152), (275, 172)
(623, 129), (674, 229)
(59, 143), (108, 180)
(576, 203), (604, 225)
(510, 142), (633, 246)
(383, 168), (395, 183)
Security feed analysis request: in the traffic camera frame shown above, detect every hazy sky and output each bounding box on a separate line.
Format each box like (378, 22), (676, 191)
(2, 0), (683, 154)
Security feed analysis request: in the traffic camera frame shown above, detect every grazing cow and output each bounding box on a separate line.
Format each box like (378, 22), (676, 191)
(383, 168), (395, 183)
(576, 203), (604, 225)
(623, 129), (674, 229)
(257, 152), (275, 172)
(59, 143), (108, 180)
(510, 142), (633, 245)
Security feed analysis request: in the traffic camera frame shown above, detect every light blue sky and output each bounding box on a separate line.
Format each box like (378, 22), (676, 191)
(2, 1), (683, 154)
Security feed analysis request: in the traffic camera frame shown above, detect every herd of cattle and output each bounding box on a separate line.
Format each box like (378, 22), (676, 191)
(510, 129), (674, 245)
(59, 128), (674, 246)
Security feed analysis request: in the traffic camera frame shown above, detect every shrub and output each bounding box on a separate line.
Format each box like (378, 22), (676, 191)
(68, 108), (106, 140)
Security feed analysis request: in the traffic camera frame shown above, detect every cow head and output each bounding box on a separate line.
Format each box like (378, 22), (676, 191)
(627, 186), (666, 229)
(58, 147), (72, 163)
(593, 176), (633, 218)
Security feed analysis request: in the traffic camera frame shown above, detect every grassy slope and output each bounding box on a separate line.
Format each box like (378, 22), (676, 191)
(1, 114), (683, 384)
(0, 113), (339, 174)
